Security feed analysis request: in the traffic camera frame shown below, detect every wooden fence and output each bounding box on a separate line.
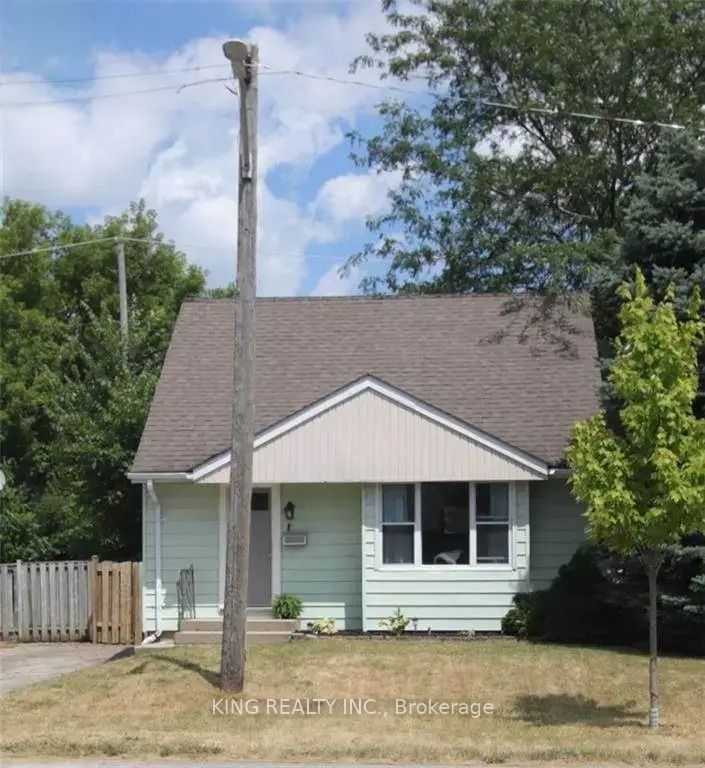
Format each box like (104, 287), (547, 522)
(0, 558), (141, 644)
(90, 559), (142, 644)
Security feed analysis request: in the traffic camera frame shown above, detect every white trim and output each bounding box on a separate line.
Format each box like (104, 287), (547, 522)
(190, 452), (231, 482)
(141, 484), (147, 632)
(218, 484), (227, 609)
(270, 484), (282, 596)
(376, 483), (416, 568)
(520, 481), (531, 583)
(376, 480), (517, 571)
(127, 471), (189, 483)
(473, 482), (513, 567)
(360, 485), (368, 632)
(185, 376), (549, 483)
(374, 484), (383, 571)
(413, 483), (422, 566)
(509, 481), (518, 569)
(145, 481), (162, 633)
(468, 482), (477, 567)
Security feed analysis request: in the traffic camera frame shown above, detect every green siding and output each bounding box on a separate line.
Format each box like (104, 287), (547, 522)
(143, 483), (220, 632)
(281, 483), (362, 630)
(361, 482), (531, 632)
(529, 478), (587, 588)
(139, 477), (585, 635)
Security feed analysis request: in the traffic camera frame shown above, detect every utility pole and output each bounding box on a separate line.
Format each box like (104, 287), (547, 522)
(115, 239), (128, 349)
(220, 39), (258, 693)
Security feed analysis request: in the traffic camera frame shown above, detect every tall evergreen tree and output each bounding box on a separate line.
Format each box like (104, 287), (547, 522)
(594, 133), (705, 413)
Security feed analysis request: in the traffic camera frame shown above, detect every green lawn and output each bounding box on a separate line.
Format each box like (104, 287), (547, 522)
(1, 638), (704, 764)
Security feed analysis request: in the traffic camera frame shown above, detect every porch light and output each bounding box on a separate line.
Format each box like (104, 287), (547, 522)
(284, 501), (296, 520)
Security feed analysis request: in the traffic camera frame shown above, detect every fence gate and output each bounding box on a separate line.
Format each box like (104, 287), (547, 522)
(0, 558), (142, 644)
(90, 559), (142, 644)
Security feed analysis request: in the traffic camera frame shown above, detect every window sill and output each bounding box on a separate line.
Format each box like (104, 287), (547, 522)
(375, 563), (517, 572)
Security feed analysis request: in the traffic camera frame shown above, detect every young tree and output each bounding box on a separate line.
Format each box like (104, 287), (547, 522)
(567, 271), (705, 728)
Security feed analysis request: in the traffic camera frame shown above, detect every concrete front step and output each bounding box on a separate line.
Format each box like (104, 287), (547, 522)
(174, 629), (293, 645)
(180, 618), (298, 633)
(247, 606), (274, 619)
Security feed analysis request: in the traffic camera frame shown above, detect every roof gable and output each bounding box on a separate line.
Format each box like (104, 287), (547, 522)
(131, 294), (600, 474)
(190, 377), (547, 483)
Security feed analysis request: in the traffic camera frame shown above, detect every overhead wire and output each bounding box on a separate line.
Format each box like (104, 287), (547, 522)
(258, 65), (692, 132)
(0, 76), (234, 107)
(0, 234), (353, 264)
(0, 60), (696, 268)
(0, 58), (694, 132)
(1, 63), (230, 87)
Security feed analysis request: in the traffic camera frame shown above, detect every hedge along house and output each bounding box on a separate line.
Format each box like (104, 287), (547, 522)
(128, 294), (599, 637)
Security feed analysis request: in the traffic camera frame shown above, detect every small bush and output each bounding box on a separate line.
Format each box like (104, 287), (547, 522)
(501, 592), (544, 637)
(502, 540), (705, 655)
(379, 608), (410, 636)
(271, 593), (303, 620)
(311, 617), (337, 635)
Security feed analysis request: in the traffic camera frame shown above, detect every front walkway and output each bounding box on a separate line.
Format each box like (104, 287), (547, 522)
(0, 642), (131, 694)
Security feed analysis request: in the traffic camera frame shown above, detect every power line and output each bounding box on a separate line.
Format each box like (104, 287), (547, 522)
(1, 63), (229, 87)
(0, 236), (118, 259)
(0, 234), (351, 264)
(259, 66), (691, 132)
(0, 58), (694, 131)
(0, 76), (234, 108)
(260, 67), (426, 99)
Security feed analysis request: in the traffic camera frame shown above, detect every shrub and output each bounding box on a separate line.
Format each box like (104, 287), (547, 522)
(310, 617), (337, 635)
(502, 540), (705, 655)
(501, 592), (545, 638)
(379, 608), (410, 636)
(271, 593), (303, 620)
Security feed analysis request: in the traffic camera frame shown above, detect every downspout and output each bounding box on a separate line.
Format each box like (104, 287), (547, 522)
(141, 480), (163, 644)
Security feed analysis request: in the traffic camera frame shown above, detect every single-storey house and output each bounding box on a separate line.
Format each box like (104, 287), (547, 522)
(129, 293), (599, 636)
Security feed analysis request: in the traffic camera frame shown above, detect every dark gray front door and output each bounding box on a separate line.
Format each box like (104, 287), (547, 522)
(248, 491), (272, 605)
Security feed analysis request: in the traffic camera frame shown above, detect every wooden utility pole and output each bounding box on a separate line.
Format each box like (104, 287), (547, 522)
(220, 39), (258, 693)
(115, 239), (128, 348)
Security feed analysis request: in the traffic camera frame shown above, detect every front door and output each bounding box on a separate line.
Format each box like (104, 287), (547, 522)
(248, 490), (272, 605)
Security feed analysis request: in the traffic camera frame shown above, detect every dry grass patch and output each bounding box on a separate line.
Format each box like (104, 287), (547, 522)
(1, 638), (703, 764)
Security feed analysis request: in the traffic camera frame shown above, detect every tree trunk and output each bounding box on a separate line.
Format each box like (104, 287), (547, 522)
(646, 554), (661, 729)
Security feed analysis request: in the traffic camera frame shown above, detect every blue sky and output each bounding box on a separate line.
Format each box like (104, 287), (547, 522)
(1, 0), (401, 294)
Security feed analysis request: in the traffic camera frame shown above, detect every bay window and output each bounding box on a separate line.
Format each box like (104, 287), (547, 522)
(380, 481), (514, 567)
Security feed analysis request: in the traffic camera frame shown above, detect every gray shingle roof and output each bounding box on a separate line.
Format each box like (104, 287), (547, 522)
(131, 294), (600, 473)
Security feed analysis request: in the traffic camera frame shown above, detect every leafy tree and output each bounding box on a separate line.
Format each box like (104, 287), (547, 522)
(567, 271), (705, 727)
(0, 198), (206, 560)
(350, 0), (705, 294)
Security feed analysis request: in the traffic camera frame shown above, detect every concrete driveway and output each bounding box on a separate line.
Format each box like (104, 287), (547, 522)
(0, 642), (131, 694)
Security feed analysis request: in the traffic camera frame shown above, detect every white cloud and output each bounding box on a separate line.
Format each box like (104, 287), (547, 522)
(1, 1), (396, 295)
(312, 169), (400, 225)
(311, 262), (362, 296)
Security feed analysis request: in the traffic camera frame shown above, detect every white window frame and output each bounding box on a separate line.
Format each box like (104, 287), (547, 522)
(377, 484), (417, 566)
(375, 481), (517, 571)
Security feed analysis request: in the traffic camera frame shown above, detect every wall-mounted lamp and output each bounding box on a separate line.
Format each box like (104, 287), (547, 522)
(283, 501), (296, 521)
